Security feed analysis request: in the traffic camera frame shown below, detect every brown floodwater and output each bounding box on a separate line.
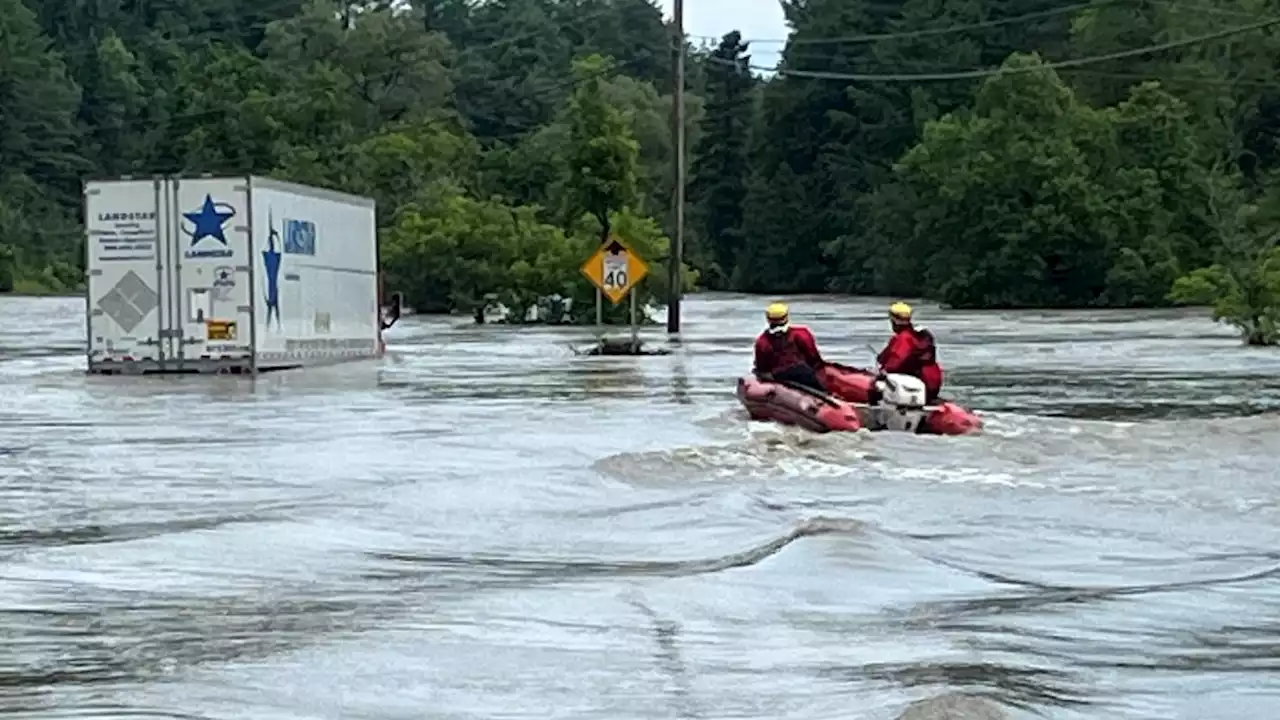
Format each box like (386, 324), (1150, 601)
(1, 293), (1278, 719)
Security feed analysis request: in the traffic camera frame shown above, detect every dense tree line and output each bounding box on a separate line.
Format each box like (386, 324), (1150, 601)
(5, 0), (1280, 340)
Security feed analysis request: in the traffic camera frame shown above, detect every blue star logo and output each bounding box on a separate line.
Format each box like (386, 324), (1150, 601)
(182, 194), (236, 259)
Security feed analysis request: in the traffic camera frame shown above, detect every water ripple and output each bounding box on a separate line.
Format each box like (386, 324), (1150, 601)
(1, 294), (1278, 718)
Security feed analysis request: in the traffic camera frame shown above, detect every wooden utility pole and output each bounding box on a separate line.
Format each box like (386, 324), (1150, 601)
(666, 0), (686, 334)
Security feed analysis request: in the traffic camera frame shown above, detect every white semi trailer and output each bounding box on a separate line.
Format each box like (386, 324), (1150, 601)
(84, 175), (384, 374)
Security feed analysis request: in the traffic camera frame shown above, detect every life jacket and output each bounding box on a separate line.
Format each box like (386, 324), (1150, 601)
(765, 327), (810, 371)
(893, 328), (938, 376)
(913, 328), (937, 367)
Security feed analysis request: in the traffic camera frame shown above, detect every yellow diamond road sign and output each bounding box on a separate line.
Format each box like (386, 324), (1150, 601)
(581, 236), (649, 305)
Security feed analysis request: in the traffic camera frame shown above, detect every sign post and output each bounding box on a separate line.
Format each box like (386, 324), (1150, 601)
(580, 237), (650, 349)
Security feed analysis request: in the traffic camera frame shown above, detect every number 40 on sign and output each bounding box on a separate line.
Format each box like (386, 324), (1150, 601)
(580, 237), (649, 304)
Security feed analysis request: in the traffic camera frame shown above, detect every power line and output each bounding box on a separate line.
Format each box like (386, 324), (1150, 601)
(705, 17), (1280, 82)
(761, 44), (1280, 89)
(773, 24), (1280, 78)
(786, 0), (1111, 46)
(687, 0), (1274, 47)
(768, 48), (1280, 89)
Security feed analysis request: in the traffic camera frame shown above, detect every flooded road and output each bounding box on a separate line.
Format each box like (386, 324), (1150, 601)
(2, 292), (1279, 719)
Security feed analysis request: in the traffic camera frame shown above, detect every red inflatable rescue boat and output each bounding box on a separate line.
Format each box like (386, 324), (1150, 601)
(816, 364), (983, 436)
(736, 376), (863, 433)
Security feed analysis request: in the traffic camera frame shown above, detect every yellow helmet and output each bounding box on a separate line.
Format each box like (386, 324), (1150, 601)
(765, 302), (789, 322)
(889, 301), (913, 320)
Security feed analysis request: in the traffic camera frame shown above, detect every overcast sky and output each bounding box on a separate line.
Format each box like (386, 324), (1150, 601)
(654, 0), (788, 70)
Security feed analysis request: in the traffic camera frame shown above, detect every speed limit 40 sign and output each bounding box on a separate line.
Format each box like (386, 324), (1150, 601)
(581, 237), (650, 304)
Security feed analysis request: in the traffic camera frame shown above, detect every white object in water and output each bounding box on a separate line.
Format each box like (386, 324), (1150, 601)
(873, 373), (929, 433)
(85, 175), (381, 375)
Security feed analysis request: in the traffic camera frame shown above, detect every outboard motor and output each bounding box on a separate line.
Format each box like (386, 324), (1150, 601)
(873, 373), (929, 432)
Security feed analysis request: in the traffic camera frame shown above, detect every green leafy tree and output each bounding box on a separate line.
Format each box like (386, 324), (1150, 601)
(481, 68), (702, 233)
(0, 0), (86, 291)
(16, 0), (1280, 331)
(873, 54), (1221, 308)
(262, 0), (455, 137)
(479, 122), (573, 220)
(745, 0), (919, 293)
(171, 45), (287, 174)
(0, 0), (84, 191)
(1168, 180), (1280, 345)
(0, 245), (15, 293)
(561, 54), (641, 242)
(596, 73), (703, 221)
(0, 174), (82, 293)
(276, 116), (479, 221)
(737, 158), (814, 292)
(1169, 249), (1280, 346)
(1066, 0), (1265, 163)
(78, 30), (154, 177)
(1099, 82), (1222, 305)
(558, 0), (673, 92)
(381, 186), (690, 323)
(380, 184), (576, 315)
(688, 31), (754, 289)
(444, 0), (574, 139)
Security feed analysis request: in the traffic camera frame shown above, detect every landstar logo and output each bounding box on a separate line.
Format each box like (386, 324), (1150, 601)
(182, 194), (235, 259)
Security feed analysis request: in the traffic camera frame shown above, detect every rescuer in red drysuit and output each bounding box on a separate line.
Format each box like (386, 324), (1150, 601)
(877, 301), (943, 403)
(753, 302), (828, 393)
